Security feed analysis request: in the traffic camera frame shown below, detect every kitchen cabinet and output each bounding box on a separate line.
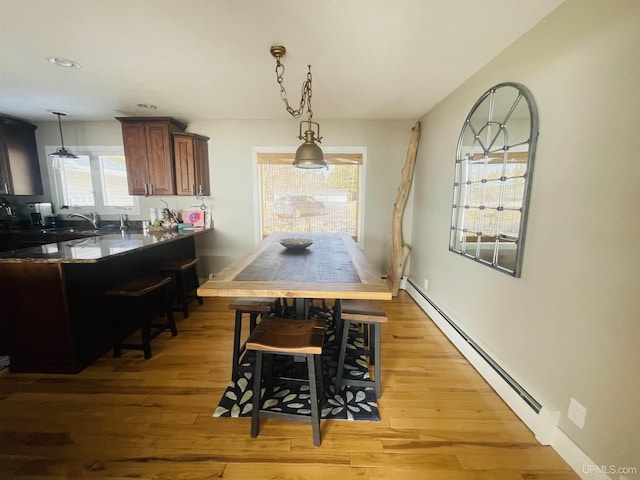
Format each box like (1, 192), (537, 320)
(0, 116), (44, 195)
(116, 117), (187, 196)
(173, 132), (210, 196)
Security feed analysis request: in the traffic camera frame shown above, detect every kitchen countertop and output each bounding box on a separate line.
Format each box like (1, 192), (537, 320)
(0, 227), (212, 264)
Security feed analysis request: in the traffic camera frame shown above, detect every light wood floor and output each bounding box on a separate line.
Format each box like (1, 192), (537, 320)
(0, 291), (578, 479)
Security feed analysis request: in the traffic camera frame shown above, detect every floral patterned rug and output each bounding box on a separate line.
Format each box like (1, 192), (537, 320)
(213, 321), (379, 421)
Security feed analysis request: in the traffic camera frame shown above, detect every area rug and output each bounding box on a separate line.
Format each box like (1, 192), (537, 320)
(213, 320), (379, 421)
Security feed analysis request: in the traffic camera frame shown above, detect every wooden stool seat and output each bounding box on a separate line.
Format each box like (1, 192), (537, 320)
(228, 297), (279, 381)
(247, 317), (326, 446)
(105, 275), (172, 297)
(335, 299), (388, 399)
(161, 257), (202, 318)
(246, 318), (326, 354)
(105, 275), (177, 359)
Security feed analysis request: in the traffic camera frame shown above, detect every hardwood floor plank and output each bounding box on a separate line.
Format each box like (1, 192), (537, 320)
(0, 292), (578, 479)
(224, 464), (478, 480)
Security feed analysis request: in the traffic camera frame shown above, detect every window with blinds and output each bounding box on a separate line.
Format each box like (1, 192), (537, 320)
(257, 151), (364, 241)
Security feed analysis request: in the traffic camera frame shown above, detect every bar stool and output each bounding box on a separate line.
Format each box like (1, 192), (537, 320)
(161, 258), (202, 318)
(228, 297), (279, 381)
(105, 275), (178, 359)
(334, 299), (388, 399)
(247, 316), (327, 446)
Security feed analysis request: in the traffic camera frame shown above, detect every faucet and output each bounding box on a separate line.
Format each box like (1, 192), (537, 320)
(0, 197), (13, 217)
(68, 211), (98, 229)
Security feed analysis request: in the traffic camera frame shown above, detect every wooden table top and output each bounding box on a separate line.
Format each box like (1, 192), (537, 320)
(197, 232), (392, 301)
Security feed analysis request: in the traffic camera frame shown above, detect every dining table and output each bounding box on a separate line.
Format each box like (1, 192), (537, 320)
(197, 232), (392, 319)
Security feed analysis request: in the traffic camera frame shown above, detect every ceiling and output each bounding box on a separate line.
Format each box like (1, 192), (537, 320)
(0, 0), (564, 124)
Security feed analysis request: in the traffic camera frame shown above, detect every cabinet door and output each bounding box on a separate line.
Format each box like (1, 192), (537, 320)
(0, 118), (43, 195)
(173, 134), (197, 196)
(173, 133), (210, 196)
(121, 122), (151, 196)
(145, 123), (175, 195)
(194, 136), (210, 196)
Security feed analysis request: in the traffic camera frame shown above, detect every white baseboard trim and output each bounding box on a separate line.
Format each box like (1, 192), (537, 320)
(552, 428), (613, 480)
(403, 281), (610, 480)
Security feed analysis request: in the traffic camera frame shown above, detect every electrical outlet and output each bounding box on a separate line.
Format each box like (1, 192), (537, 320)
(568, 397), (587, 428)
(423, 279), (429, 290)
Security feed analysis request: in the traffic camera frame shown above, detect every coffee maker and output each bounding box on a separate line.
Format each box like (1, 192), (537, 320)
(27, 202), (54, 227)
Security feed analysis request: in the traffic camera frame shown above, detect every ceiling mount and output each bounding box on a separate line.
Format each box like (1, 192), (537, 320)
(270, 45), (286, 60)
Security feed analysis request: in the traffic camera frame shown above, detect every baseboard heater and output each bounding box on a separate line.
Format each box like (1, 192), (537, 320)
(406, 278), (542, 413)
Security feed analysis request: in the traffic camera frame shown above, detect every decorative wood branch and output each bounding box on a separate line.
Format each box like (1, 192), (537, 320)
(387, 121), (421, 296)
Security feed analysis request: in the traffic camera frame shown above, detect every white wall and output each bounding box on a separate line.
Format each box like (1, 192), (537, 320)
(30, 118), (414, 278)
(409, 0), (640, 474)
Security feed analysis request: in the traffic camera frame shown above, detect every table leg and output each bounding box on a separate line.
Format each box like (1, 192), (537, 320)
(294, 298), (309, 319)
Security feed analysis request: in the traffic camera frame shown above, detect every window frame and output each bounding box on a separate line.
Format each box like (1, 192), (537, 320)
(252, 146), (367, 247)
(45, 145), (140, 216)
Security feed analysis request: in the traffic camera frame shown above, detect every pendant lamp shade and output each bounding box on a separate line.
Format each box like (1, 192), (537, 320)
(293, 126), (326, 169)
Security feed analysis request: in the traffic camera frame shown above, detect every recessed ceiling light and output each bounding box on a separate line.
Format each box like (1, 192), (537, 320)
(136, 103), (158, 110)
(47, 57), (81, 69)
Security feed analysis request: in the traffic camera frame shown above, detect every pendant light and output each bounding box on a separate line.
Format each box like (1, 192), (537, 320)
(48, 111), (78, 159)
(270, 45), (326, 169)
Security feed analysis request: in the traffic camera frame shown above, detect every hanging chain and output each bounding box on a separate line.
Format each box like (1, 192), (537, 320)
(275, 58), (314, 120)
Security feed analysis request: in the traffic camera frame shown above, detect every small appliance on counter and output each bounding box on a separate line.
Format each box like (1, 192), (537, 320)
(27, 202), (54, 227)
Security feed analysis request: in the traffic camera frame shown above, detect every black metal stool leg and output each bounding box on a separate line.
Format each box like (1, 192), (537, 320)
(307, 354), (321, 446)
(373, 324), (381, 398)
(231, 310), (243, 381)
(335, 319), (351, 391)
(251, 351), (263, 438)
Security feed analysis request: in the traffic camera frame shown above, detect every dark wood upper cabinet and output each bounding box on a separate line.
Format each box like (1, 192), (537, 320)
(172, 132), (210, 196)
(116, 117), (187, 196)
(0, 116), (44, 195)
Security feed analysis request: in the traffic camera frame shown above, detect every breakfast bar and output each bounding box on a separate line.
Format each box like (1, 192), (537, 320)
(0, 227), (212, 373)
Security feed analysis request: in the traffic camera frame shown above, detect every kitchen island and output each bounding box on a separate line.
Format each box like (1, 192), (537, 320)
(0, 227), (212, 373)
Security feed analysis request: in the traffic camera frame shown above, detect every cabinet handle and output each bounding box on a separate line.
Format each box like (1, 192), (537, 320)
(3, 183), (8, 194)
(149, 183), (154, 195)
(144, 184), (148, 196)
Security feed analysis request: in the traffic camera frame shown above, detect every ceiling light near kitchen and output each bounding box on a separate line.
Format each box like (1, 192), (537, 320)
(48, 111), (78, 160)
(47, 57), (81, 69)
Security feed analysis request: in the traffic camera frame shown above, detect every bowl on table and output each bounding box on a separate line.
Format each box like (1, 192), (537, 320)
(279, 237), (314, 250)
